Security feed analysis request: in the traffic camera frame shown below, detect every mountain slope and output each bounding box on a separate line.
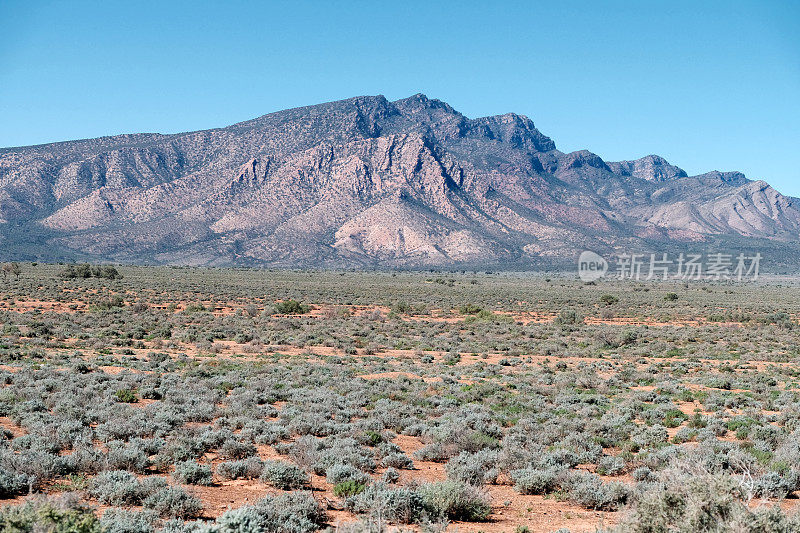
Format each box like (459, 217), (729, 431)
(1, 94), (798, 267)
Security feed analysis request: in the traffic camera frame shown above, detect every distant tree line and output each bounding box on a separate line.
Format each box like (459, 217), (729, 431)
(61, 263), (123, 280)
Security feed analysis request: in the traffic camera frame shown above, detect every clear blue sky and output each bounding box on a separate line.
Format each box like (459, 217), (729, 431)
(1, 1), (798, 195)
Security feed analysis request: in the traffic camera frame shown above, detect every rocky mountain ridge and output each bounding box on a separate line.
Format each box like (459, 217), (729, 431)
(1, 94), (798, 267)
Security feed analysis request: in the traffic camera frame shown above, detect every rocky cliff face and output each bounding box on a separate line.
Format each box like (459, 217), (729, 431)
(1, 94), (798, 266)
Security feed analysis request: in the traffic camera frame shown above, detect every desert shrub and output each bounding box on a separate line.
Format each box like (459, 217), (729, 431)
(510, 467), (561, 495)
(90, 471), (168, 506)
(173, 460), (213, 486)
(101, 509), (159, 533)
(672, 427), (697, 444)
(560, 471), (630, 511)
(597, 455), (626, 476)
(115, 389), (139, 403)
(143, 486), (202, 518)
(0, 467), (32, 497)
(416, 424), (501, 462)
(90, 470), (147, 506)
(94, 296), (126, 310)
(382, 467), (400, 484)
(326, 463), (370, 486)
(632, 466), (654, 482)
(308, 437), (376, 474)
(346, 483), (425, 524)
(212, 492), (325, 533)
(600, 294), (619, 305)
(554, 309), (583, 326)
(274, 300), (311, 315)
(458, 304), (483, 315)
(334, 480), (367, 498)
(216, 457), (264, 480)
(417, 481), (491, 521)
(617, 473), (800, 532)
(0, 495), (101, 532)
(632, 425), (669, 449)
(219, 439), (256, 460)
(106, 440), (150, 473)
(751, 470), (799, 499)
(261, 460), (309, 490)
(445, 449), (499, 485)
(381, 452), (414, 470)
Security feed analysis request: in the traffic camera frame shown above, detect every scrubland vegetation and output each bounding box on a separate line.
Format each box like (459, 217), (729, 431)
(0, 264), (799, 532)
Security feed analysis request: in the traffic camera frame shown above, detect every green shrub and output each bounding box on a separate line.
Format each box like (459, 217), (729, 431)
(274, 300), (311, 315)
(458, 304), (483, 315)
(61, 264), (122, 280)
(554, 309), (583, 326)
(334, 480), (366, 498)
(600, 294), (619, 305)
(115, 389), (139, 403)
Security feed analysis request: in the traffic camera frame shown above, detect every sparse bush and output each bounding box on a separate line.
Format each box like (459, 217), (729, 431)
(0, 467), (32, 497)
(445, 449), (499, 485)
(0, 496), (101, 532)
(115, 389), (139, 403)
(560, 471), (630, 511)
(143, 486), (202, 518)
(347, 483), (425, 524)
(417, 481), (491, 521)
(220, 439), (256, 460)
(261, 460), (309, 490)
(216, 457), (264, 480)
(554, 309), (583, 326)
(212, 492), (326, 533)
(101, 509), (158, 533)
(334, 480), (367, 498)
(510, 467), (561, 495)
(274, 300), (311, 315)
(326, 463), (370, 486)
(173, 460), (213, 486)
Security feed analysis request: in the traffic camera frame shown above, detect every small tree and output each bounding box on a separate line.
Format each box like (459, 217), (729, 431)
(1, 262), (20, 281)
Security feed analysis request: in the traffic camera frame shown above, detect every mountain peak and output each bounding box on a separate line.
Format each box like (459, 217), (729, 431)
(607, 154), (687, 182)
(468, 112), (556, 152)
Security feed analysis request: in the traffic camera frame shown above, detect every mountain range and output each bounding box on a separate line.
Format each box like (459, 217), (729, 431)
(1, 94), (798, 269)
